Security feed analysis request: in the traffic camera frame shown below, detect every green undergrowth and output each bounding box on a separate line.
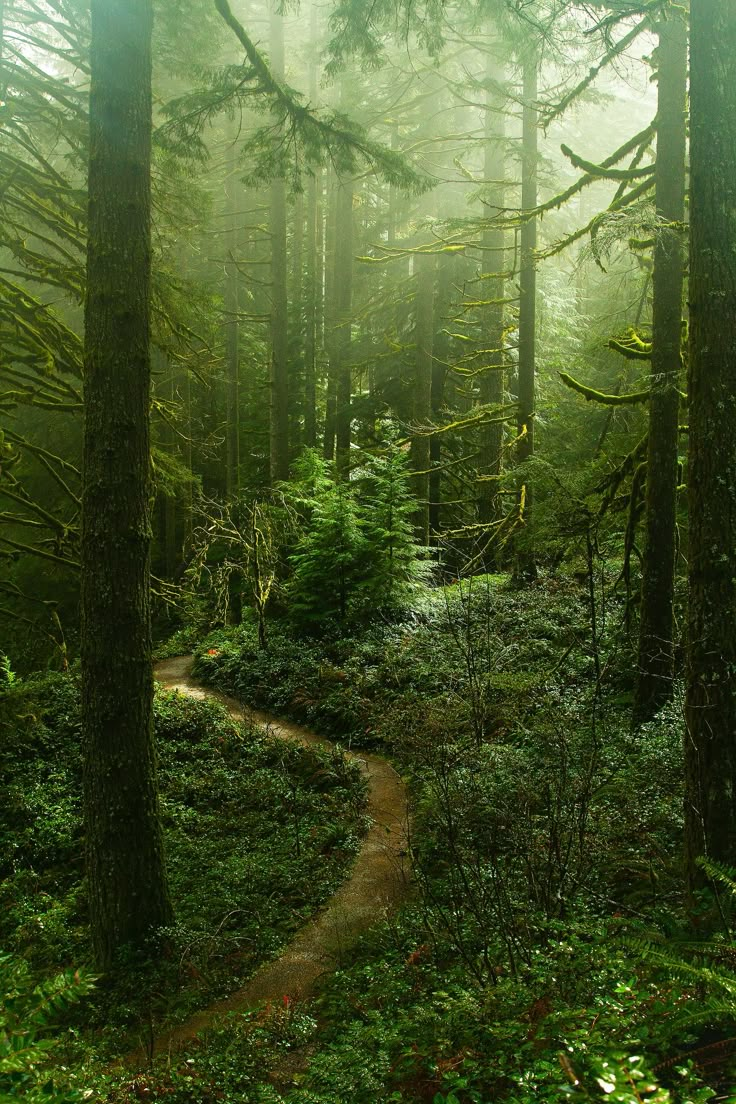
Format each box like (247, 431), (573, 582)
(271, 910), (719, 1104)
(180, 575), (734, 1102)
(192, 573), (596, 749)
(0, 671), (368, 1066)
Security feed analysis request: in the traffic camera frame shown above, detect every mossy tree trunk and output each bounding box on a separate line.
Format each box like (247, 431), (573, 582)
(303, 0), (320, 447)
(477, 48), (507, 557)
(334, 176), (354, 479)
(291, 188), (304, 450)
(410, 251), (435, 545)
(82, 0), (172, 971)
(684, 0), (736, 891)
(164, 362), (178, 578)
(514, 49), (538, 583)
(225, 168), (241, 500)
(323, 171), (337, 461)
(633, 11), (687, 725)
(269, 0), (289, 484)
(304, 167), (319, 447)
(429, 254), (451, 539)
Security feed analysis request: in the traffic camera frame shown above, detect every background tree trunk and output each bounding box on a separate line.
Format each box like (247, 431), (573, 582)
(429, 254), (451, 539)
(514, 49), (538, 583)
(82, 0), (172, 971)
(633, 11), (687, 725)
(334, 176), (354, 478)
(304, 172), (319, 448)
(411, 251), (435, 545)
(323, 171), (337, 460)
(225, 168), (241, 499)
(269, 0), (289, 484)
(477, 48), (507, 561)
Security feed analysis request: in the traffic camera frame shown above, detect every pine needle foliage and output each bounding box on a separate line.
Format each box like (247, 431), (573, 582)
(285, 447), (429, 629)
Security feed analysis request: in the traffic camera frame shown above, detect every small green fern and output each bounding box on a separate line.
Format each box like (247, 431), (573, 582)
(0, 953), (95, 1102)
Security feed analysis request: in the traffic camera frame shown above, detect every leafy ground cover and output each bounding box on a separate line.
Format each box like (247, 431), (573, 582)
(5, 574), (735, 1103)
(0, 671), (368, 1072)
(186, 574), (735, 1103)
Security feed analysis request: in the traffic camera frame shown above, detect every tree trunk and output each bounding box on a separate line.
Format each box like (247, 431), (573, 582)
(633, 11), (687, 725)
(225, 169), (241, 499)
(323, 171), (338, 460)
(182, 336), (194, 551)
(334, 176), (354, 478)
(478, 50), (507, 559)
(302, 0), (319, 446)
(164, 363), (178, 577)
(291, 187), (304, 450)
(82, 0), (172, 971)
(410, 252), (435, 545)
(269, 0), (289, 483)
(514, 49), (538, 583)
(304, 170), (318, 448)
(684, 0), (736, 891)
(0, 0), (6, 102)
(428, 256), (449, 539)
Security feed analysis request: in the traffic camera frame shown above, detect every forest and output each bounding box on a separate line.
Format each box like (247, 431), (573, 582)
(2, 0), (736, 1100)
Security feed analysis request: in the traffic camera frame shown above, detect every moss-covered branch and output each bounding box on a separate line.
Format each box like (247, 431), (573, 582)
(561, 143), (655, 182)
(559, 372), (649, 406)
(540, 175), (656, 261)
(534, 124), (656, 220)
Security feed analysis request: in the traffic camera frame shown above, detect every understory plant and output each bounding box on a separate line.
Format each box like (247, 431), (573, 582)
(0, 953), (94, 1103)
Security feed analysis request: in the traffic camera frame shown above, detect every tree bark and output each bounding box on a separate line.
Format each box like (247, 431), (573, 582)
(164, 359), (178, 578)
(225, 169), (241, 499)
(633, 11), (687, 725)
(410, 252), (435, 545)
(82, 0), (172, 971)
(684, 0), (736, 891)
(334, 176), (354, 478)
(478, 49), (507, 559)
(302, 0), (320, 447)
(304, 169), (318, 448)
(429, 255), (451, 539)
(269, 0), (289, 483)
(323, 171), (337, 460)
(291, 187), (304, 449)
(514, 49), (538, 583)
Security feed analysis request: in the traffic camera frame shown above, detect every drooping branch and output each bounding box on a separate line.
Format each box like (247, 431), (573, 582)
(540, 16), (651, 128)
(213, 0), (426, 189)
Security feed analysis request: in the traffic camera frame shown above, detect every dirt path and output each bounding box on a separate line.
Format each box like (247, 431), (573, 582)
(144, 655), (410, 1059)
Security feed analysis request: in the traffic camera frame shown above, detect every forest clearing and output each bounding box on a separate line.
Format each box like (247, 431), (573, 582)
(3, 0), (736, 1101)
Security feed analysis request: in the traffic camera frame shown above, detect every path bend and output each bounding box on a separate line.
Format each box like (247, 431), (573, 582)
(143, 655), (410, 1058)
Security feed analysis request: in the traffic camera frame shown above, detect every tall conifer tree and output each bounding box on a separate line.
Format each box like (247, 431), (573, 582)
(684, 0), (736, 889)
(82, 0), (172, 969)
(633, 8), (687, 725)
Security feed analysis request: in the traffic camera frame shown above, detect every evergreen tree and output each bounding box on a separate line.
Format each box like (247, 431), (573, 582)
(81, 0), (172, 969)
(633, 6), (687, 725)
(684, 0), (736, 892)
(514, 45), (539, 583)
(287, 456), (365, 626)
(358, 445), (429, 612)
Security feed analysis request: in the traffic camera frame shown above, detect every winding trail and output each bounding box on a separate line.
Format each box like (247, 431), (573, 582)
(144, 656), (410, 1059)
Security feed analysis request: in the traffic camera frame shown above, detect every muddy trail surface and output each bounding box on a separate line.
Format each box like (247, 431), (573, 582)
(138, 655), (410, 1062)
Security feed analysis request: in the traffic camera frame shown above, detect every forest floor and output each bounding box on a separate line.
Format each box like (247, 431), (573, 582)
(145, 655), (411, 1063)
